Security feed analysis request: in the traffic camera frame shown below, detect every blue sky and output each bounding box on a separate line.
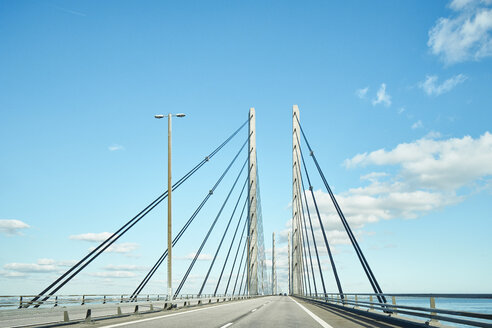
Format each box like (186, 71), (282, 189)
(1, 0), (491, 296)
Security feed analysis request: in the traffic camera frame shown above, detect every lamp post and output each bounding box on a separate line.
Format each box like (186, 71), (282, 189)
(155, 113), (186, 302)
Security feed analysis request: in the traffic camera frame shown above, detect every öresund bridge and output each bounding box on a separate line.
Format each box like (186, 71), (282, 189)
(1, 106), (491, 328)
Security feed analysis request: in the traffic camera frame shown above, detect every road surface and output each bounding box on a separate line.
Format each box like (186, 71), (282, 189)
(70, 296), (401, 328)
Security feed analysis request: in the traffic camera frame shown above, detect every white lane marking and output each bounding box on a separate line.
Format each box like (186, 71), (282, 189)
(100, 301), (240, 328)
(251, 308), (257, 312)
(289, 297), (334, 328)
(220, 323), (233, 328)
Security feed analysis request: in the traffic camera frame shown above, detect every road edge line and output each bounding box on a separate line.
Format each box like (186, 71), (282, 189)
(99, 301), (240, 328)
(289, 297), (334, 328)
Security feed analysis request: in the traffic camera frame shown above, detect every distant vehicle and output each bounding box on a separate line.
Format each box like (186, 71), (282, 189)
(283, 293), (287, 296)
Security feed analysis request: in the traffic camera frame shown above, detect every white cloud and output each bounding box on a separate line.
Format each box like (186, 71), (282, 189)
(3, 263), (58, 273)
(104, 264), (147, 271)
(360, 172), (389, 181)
(419, 74), (467, 96)
(70, 232), (112, 242)
(284, 182), (460, 256)
(57, 260), (77, 267)
(277, 228), (290, 244)
(89, 242), (139, 254)
(428, 0), (492, 64)
(52, 4), (87, 17)
(0, 219), (30, 236)
(450, 0), (477, 11)
(372, 83), (391, 107)
(311, 187), (460, 226)
(398, 107), (406, 114)
(356, 87), (369, 99)
(344, 132), (492, 190)
(178, 253), (213, 261)
(108, 144), (125, 151)
(281, 132), (492, 248)
(411, 120), (423, 129)
(1, 259), (78, 279)
(37, 258), (56, 265)
(88, 271), (137, 278)
(424, 131), (442, 139)
(0, 270), (27, 278)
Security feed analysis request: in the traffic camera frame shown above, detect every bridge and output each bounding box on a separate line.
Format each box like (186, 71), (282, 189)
(1, 106), (491, 328)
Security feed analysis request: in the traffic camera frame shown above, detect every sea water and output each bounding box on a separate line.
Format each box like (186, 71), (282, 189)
(387, 297), (492, 327)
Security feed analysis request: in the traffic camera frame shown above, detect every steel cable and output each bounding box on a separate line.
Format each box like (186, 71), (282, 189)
(293, 126), (344, 299)
(295, 114), (386, 304)
(213, 197), (248, 296)
(198, 179), (248, 296)
(174, 158), (248, 298)
(27, 119), (248, 308)
(224, 218), (248, 295)
(130, 136), (250, 300)
(232, 237), (248, 295)
(296, 175), (317, 296)
(238, 254), (248, 295)
(294, 146), (322, 296)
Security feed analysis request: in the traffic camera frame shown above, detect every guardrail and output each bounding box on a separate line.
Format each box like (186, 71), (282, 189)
(296, 293), (492, 327)
(0, 294), (254, 327)
(0, 293), (243, 309)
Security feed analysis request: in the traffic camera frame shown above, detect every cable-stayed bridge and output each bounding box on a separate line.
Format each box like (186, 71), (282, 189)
(1, 107), (491, 328)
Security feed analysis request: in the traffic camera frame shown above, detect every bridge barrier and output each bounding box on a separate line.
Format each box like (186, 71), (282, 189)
(0, 293), (252, 309)
(0, 294), (253, 327)
(295, 293), (492, 327)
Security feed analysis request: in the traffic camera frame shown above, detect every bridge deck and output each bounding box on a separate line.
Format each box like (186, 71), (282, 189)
(61, 296), (402, 328)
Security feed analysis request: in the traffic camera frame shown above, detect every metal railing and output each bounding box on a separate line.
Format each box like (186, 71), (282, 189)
(0, 293), (254, 327)
(0, 293), (247, 309)
(296, 293), (492, 327)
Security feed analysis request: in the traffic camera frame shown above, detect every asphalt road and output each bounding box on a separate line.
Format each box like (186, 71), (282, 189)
(72, 296), (402, 328)
(74, 296), (325, 328)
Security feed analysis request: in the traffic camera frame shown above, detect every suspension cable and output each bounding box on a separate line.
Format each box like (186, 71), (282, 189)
(293, 163), (312, 296)
(296, 145), (328, 296)
(130, 136), (250, 300)
(26, 119), (248, 308)
(232, 237), (248, 295)
(198, 178), (248, 296)
(294, 147), (321, 296)
(293, 128), (344, 299)
(295, 114), (386, 304)
(296, 174), (317, 296)
(174, 158), (248, 298)
(238, 252), (248, 295)
(214, 198), (248, 296)
(293, 187), (307, 295)
(298, 209), (311, 296)
(224, 218), (248, 295)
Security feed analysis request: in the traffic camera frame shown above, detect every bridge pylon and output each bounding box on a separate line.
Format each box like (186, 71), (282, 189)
(292, 104), (303, 295)
(247, 107), (258, 296)
(272, 232), (277, 295)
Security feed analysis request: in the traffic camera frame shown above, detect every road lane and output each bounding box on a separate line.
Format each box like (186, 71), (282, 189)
(231, 296), (328, 328)
(93, 297), (275, 328)
(86, 296), (328, 328)
(73, 295), (403, 328)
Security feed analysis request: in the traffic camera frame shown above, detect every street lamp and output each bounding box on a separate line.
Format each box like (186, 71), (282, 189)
(155, 113), (186, 302)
